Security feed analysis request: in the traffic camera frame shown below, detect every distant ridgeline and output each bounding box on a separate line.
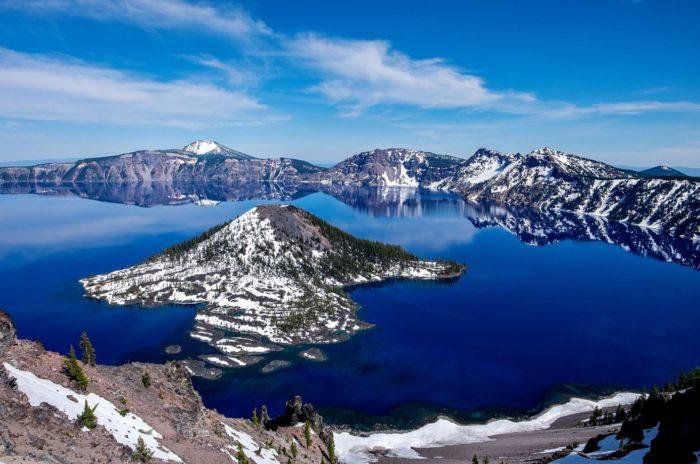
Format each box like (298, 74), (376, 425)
(1, 141), (698, 239)
(81, 205), (465, 368)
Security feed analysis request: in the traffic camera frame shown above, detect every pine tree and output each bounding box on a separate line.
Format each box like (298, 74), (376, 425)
(482, 457), (490, 464)
(80, 331), (96, 366)
(236, 443), (249, 464)
(132, 436), (153, 463)
(142, 371), (151, 388)
(472, 454), (479, 464)
(290, 440), (298, 459)
(77, 400), (98, 429)
(630, 395), (646, 416)
(326, 433), (337, 464)
(63, 345), (88, 391)
(252, 407), (260, 427)
(304, 420), (312, 447)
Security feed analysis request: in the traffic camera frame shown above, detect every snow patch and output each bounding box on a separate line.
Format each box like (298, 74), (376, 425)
(4, 363), (182, 462)
(334, 392), (639, 464)
(223, 423), (279, 464)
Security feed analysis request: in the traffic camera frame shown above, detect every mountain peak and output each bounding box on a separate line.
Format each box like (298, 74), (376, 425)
(532, 146), (565, 156)
(640, 165), (687, 178)
(473, 147), (514, 158)
(182, 140), (253, 159)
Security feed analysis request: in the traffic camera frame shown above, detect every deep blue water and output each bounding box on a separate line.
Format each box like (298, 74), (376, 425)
(1, 190), (699, 429)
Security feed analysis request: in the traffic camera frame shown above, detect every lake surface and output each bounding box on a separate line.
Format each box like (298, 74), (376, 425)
(1, 187), (699, 430)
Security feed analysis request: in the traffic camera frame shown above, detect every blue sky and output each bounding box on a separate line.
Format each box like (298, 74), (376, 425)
(1, 0), (699, 166)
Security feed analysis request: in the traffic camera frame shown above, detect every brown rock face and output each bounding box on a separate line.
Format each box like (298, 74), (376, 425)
(0, 310), (16, 356)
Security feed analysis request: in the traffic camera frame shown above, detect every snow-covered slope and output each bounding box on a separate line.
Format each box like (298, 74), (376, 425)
(314, 148), (463, 187)
(4, 362), (182, 462)
(81, 205), (464, 365)
(442, 147), (700, 239)
(0, 308), (332, 464)
(182, 140), (253, 159)
(335, 392), (639, 464)
(430, 148), (519, 191)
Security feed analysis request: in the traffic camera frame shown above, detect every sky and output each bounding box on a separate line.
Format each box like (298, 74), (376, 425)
(0, 0), (699, 167)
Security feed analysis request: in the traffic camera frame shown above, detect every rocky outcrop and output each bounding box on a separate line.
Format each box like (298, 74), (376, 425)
(266, 396), (328, 439)
(0, 312), (330, 464)
(0, 310), (15, 357)
(81, 205), (465, 367)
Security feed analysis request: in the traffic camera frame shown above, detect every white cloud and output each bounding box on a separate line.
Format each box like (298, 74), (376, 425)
(1, 0), (271, 41)
(3, 0), (699, 123)
(550, 100), (700, 117)
(287, 34), (535, 114)
(0, 47), (281, 128)
(182, 54), (264, 88)
(636, 86), (671, 96)
(287, 34), (700, 120)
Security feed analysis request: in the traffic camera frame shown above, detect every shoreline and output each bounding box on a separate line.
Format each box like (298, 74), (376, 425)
(318, 381), (631, 432)
(333, 392), (639, 464)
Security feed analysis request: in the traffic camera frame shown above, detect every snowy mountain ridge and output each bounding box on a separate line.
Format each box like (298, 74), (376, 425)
(435, 147), (699, 239)
(311, 148), (463, 187)
(81, 204), (464, 365)
(1, 141), (697, 238)
(0, 143), (319, 184)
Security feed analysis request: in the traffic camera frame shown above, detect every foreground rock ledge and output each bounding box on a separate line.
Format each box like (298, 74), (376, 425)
(0, 310), (331, 464)
(81, 204), (465, 365)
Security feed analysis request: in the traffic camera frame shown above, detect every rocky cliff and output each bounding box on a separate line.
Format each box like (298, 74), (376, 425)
(0, 310), (331, 464)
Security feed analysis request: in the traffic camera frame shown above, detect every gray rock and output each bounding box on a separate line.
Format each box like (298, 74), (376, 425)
(0, 310), (16, 357)
(299, 348), (326, 362)
(164, 345), (181, 354)
(179, 359), (222, 380)
(261, 360), (292, 374)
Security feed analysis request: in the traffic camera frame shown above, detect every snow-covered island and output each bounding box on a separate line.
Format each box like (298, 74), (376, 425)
(81, 204), (464, 365)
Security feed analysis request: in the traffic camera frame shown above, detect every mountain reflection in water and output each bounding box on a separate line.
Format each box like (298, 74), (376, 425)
(1, 181), (698, 270)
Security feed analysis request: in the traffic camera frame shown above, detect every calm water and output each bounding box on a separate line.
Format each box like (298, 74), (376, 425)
(1, 188), (699, 429)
